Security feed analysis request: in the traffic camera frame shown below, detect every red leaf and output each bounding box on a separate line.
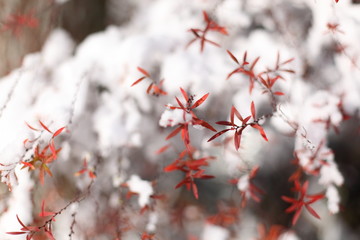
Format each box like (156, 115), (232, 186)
(281, 58), (294, 66)
(216, 121), (236, 126)
(52, 127), (66, 138)
(147, 82), (155, 94)
(274, 91), (285, 96)
(88, 171), (96, 179)
(226, 68), (242, 80)
(16, 215), (29, 231)
(305, 205), (321, 219)
(137, 67), (150, 78)
(131, 76), (146, 87)
(180, 88), (189, 101)
(281, 196), (297, 203)
(175, 97), (186, 110)
(249, 165), (259, 178)
(25, 122), (39, 131)
(250, 124), (268, 141)
(166, 126), (182, 140)
(6, 232), (27, 235)
(207, 129), (232, 142)
(231, 105), (243, 122)
(234, 129), (242, 150)
(242, 116), (251, 124)
(307, 193), (325, 204)
(175, 179), (189, 189)
(227, 50), (239, 64)
(250, 101), (256, 119)
(191, 93), (209, 109)
(243, 51), (248, 63)
(39, 121), (52, 133)
(181, 125), (190, 145)
(21, 161), (35, 170)
(49, 139), (57, 160)
(292, 209), (302, 225)
(193, 118), (217, 132)
(203, 11), (210, 23)
(192, 183), (199, 199)
(250, 56), (260, 71)
(163, 163), (180, 172)
(155, 144), (170, 154)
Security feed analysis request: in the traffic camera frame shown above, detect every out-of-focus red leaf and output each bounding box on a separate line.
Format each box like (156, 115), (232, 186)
(49, 139), (57, 160)
(250, 101), (256, 119)
(6, 232), (27, 235)
(52, 127), (66, 138)
(21, 161), (35, 170)
(192, 183), (199, 199)
(25, 122), (39, 131)
(250, 57), (260, 71)
(137, 67), (150, 78)
(155, 144), (170, 154)
(131, 76), (146, 87)
(305, 205), (321, 219)
(147, 83), (154, 94)
(39, 120), (52, 133)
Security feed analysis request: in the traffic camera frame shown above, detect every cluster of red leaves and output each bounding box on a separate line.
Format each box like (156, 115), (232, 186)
(226, 51), (260, 93)
(74, 158), (96, 179)
(227, 50), (294, 95)
(131, 67), (167, 96)
(164, 150), (215, 199)
(207, 203), (239, 227)
(1, 11), (38, 36)
(160, 88), (216, 199)
(165, 88), (216, 149)
(208, 102), (267, 151)
(22, 121), (66, 184)
(7, 214), (55, 240)
(281, 180), (324, 225)
(229, 166), (264, 207)
(187, 11), (228, 52)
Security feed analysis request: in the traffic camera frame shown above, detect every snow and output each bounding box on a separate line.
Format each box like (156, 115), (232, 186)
(201, 224), (229, 240)
(319, 162), (344, 187)
(126, 175), (154, 208)
(279, 231), (300, 240)
(237, 174), (250, 192)
(159, 107), (193, 127)
(326, 184), (341, 214)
